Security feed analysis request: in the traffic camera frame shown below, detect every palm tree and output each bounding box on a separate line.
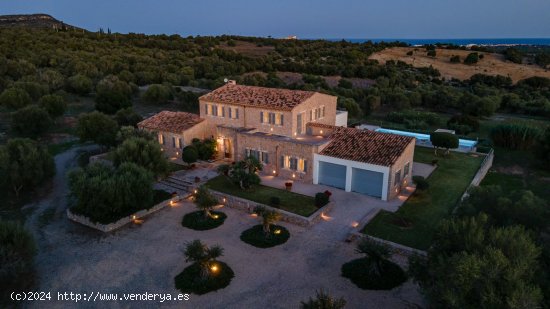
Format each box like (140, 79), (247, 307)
(254, 206), (282, 234)
(184, 239), (224, 280)
(300, 289), (346, 309)
(355, 239), (391, 276)
(194, 186), (218, 219)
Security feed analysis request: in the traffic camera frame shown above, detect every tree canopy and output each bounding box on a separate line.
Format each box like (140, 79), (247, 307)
(76, 111), (119, 147)
(112, 136), (169, 178)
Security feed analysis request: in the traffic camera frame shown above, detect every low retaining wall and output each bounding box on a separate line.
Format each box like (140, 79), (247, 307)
(208, 190), (334, 227)
(349, 231), (427, 257)
(456, 149), (494, 207)
(67, 195), (184, 232)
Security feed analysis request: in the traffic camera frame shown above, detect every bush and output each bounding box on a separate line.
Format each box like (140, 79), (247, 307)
(95, 75), (132, 114)
(269, 196), (281, 207)
(113, 137), (169, 178)
(66, 74), (93, 95)
(0, 222), (37, 304)
(386, 110), (440, 126)
(0, 88), (32, 109)
(406, 50), (413, 56)
(341, 257), (407, 290)
(39, 94), (67, 118)
(142, 84), (173, 104)
(182, 145), (199, 165)
(174, 261), (234, 295)
(450, 55), (460, 63)
(412, 176), (429, 191)
(464, 52), (479, 65)
(11, 105), (53, 137)
(490, 123), (542, 150)
(240, 224), (290, 248)
(427, 50), (436, 57)
(181, 211), (227, 231)
(315, 192), (329, 207)
(114, 107), (142, 127)
(446, 114), (480, 135)
(76, 111), (119, 147)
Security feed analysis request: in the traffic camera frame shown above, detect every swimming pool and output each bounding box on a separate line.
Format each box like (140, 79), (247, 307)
(375, 128), (477, 148)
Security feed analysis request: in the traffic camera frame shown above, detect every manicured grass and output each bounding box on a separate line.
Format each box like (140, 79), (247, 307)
(174, 261), (234, 295)
(206, 175), (318, 217)
(240, 225), (290, 248)
(362, 147), (483, 250)
(182, 211), (227, 231)
(341, 257), (407, 290)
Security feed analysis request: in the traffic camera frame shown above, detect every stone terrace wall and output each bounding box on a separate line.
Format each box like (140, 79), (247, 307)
(67, 195), (184, 232)
(208, 189), (334, 227)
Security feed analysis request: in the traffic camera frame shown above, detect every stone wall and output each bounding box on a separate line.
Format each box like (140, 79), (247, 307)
(349, 231), (427, 257)
(67, 195), (185, 232)
(208, 189), (334, 227)
(456, 149), (494, 206)
(388, 139), (416, 200)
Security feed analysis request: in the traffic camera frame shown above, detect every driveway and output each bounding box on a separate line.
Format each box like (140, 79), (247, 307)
(24, 149), (425, 309)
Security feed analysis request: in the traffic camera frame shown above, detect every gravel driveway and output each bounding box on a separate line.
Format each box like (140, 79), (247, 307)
(23, 147), (425, 309)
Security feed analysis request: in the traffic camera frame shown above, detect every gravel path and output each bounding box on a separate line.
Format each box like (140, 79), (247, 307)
(23, 147), (425, 309)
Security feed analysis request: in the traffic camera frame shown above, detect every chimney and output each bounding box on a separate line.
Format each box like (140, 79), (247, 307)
(227, 80), (237, 85)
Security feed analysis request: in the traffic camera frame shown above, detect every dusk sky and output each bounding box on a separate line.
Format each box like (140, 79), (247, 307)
(1, 0), (550, 38)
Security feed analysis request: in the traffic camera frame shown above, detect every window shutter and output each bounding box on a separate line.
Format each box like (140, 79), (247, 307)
(260, 111), (264, 123)
(179, 138), (184, 149)
(172, 137), (176, 147)
(280, 114), (284, 126)
(222, 106), (225, 117)
(236, 108), (239, 119)
(280, 155), (284, 168)
(303, 160), (308, 172)
(204, 104), (208, 115)
(264, 152), (269, 164)
(228, 107), (232, 119)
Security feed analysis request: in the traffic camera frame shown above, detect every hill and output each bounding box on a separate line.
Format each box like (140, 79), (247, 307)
(0, 14), (83, 31)
(369, 47), (550, 83)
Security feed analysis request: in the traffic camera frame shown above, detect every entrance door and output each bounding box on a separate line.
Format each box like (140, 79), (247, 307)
(223, 138), (232, 158)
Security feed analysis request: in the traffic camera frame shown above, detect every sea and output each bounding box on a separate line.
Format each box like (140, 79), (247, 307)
(323, 38), (550, 46)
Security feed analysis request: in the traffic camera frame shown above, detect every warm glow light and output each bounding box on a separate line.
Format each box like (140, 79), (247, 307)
(132, 215), (136, 220)
(270, 127), (273, 132)
(212, 214), (219, 219)
(320, 130), (323, 134)
(194, 189), (198, 194)
(294, 132), (297, 136)
(274, 229), (281, 235)
(351, 221), (359, 228)
(272, 170), (276, 174)
(223, 198), (226, 203)
(395, 187), (399, 193)
(210, 264), (219, 273)
(169, 200), (174, 206)
(320, 212), (332, 221)
(250, 213), (258, 217)
(292, 173), (296, 178)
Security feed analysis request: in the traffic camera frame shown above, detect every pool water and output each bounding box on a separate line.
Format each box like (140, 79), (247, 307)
(374, 128), (477, 148)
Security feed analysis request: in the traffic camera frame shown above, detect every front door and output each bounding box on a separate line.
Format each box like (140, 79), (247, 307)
(223, 138), (232, 159)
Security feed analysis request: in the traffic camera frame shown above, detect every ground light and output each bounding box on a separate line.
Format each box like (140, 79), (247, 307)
(210, 263), (219, 274)
(274, 229), (281, 235)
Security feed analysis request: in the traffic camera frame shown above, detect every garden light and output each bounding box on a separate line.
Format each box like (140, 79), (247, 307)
(274, 229), (281, 235)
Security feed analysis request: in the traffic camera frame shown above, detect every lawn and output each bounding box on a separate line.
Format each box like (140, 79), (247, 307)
(362, 147), (483, 250)
(206, 175), (318, 217)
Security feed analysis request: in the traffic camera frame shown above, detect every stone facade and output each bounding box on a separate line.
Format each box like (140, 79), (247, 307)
(141, 121), (210, 160)
(387, 139), (416, 200)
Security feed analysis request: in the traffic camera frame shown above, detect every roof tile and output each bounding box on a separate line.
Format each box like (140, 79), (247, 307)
(137, 111), (204, 134)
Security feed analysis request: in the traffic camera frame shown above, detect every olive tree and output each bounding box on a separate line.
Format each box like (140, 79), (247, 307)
(430, 132), (459, 156)
(76, 111), (119, 147)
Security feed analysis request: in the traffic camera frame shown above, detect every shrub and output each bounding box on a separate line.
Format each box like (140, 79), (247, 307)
(76, 111), (119, 147)
(39, 94), (67, 118)
(142, 84), (173, 104)
(182, 145), (199, 166)
(406, 50), (413, 56)
(490, 123), (542, 150)
(113, 137), (169, 178)
(446, 114), (480, 135)
(0, 88), (32, 109)
(240, 225), (290, 248)
(11, 105), (53, 137)
(338, 79), (353, 89)
(450, 55), (460, 63)
(300, 290), (346, 309)
(386, 110), (440, 126)
(182, 211), (227, 231)
(464, 52), (479, 65)
(431, 159), (439, 166)
(66, 74), (93, 95)
(427, 50), (436, 57)
(315, 192), (330, 207)
(0, 222), (37, 304)
(114, 107), (142, 127)
(174, 261), (234, 295)
(341, 257), (407, 290)
(412, 176), (429, 191)
(95, 75), (132, 114)
(269, 196), (281, 207)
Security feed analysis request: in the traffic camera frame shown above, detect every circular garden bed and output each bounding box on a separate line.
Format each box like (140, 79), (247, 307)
(181, 211), (227, 231)
(174, 261), (234, 295)
(341, 257), (407, 290)
(240, 224), (290, 248)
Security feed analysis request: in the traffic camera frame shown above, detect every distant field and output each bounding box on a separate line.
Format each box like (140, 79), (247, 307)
(369, 47), (550, 83)
(218, 40), (275, 57)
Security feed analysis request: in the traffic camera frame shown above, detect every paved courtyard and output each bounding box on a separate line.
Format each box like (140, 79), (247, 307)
(24, 148), (426, 309)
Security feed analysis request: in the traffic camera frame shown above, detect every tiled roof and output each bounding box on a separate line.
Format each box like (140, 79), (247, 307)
(320, 126), (414, 166)
(199, 84), (317, 111)
(137, 111), (204, 134)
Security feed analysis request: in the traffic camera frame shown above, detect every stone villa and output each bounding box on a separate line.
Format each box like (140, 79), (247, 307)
(138, 81), (415, 200)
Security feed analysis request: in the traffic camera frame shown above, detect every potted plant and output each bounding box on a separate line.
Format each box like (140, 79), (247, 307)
(284, 181), (293, 191)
